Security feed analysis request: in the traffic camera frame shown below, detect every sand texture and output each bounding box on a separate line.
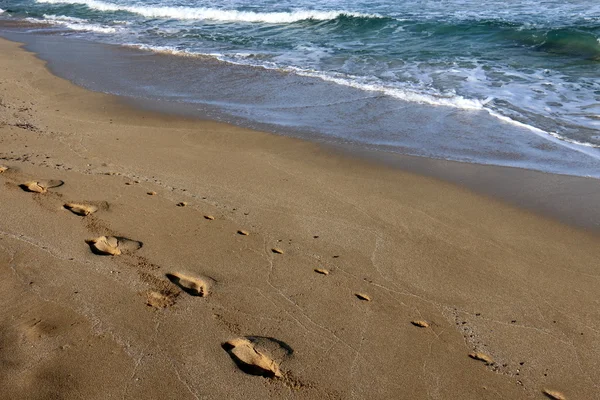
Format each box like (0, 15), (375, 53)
(1, 38), (599, 399)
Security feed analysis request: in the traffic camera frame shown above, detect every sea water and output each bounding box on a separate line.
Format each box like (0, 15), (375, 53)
(1, 0), (599, 176)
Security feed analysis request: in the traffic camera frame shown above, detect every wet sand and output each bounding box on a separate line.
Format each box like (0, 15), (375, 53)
(1, 37), (599, 399)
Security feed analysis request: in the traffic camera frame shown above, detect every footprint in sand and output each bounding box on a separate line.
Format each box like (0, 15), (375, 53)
(0, 166), (8, 173)
(145, 290), (178, 309)
(468, 352), (493, 364)
(21, 318), (58, 341)
(86, 236), (142, 256)
(166, 272), (211, 297)
(411, 320), (430, 328)
(64, 203), (98, 216)
(20, 180), (64, 193)
(222, 336), (293, 378)
(543, 389), (566, 400)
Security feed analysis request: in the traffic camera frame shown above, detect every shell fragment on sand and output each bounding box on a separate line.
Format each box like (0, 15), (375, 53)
(469, 352), (494, 364)
(177, 201), (187, 207)
(237, 230), (249, 236)
(0, 166), (8, 173)
(64, 203), (98, 216)
(147, 191), (157, 196)
(543, 389), (566, 400)
(204, 215), (215, 220)
(271, 248), (284, 254)
(222, 337), (283, 378)
(166, 273), (209, 297)
(314, 268), (329, 275)
(21, 180), (64, 193)
(86, 236), (142, 256)
(355, 293), (371, 301)
(411, 320), (430, 328)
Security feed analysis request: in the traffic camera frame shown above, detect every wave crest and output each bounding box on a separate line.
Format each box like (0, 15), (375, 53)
(26, 14), (118, 33)
(537, 29), (600, 60)
(35, 0), (380, 23)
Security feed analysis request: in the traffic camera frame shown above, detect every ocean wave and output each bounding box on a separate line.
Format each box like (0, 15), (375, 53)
(289, 70), (600, 157)
(296, 70), (486, 110)
(34, 0), (379, 23)
(43, 14), (90, 23)
(129, 43), (494, 115)
(26, 15), (118, 33)
(125, 43), (202, 57)
(537, 29), (600, 60)
(0, 8), (5, 14)
(123, 43), (600, 153)
(126, 43), (483, 109)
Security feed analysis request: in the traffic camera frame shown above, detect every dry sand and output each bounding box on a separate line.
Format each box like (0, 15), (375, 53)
(0, 37), (599, 399)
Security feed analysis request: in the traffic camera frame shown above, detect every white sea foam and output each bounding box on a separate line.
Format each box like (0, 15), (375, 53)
(125, 43), (207, 57)
(43, 14), (89, 23)
(295, 69), (486, 110)
(0, 8), (5, 14)
(35, 0), (378, 23)
(27, 15), (118, 33)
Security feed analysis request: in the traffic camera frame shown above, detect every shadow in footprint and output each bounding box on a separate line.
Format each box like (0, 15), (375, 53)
(166, 273), (210, 297)
(222, 336), (293, 378)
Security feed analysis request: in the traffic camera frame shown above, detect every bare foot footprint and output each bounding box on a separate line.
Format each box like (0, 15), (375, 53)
(64, 203), (98, 216)
(145, 290), (178, 309)
(355, 293), (371, 301)
(222, 336), (293, 378)
(468, 352), (493, 364)
(543, 389), (566, 400)
(20, 180), (64, 193)
(86, 236), (142, 256)
(166, 272), (211, 297)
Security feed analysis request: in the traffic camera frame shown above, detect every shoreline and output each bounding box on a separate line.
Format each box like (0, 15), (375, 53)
(1, 36), (600, 399)
(2, 26), (600, 232)
(2, 23), (600, 180)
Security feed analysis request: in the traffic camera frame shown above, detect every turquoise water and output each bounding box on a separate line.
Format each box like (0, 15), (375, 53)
(1, 0), (599, 175)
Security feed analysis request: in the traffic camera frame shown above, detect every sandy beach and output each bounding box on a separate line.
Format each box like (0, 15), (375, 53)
(1, 37), (599, 399)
